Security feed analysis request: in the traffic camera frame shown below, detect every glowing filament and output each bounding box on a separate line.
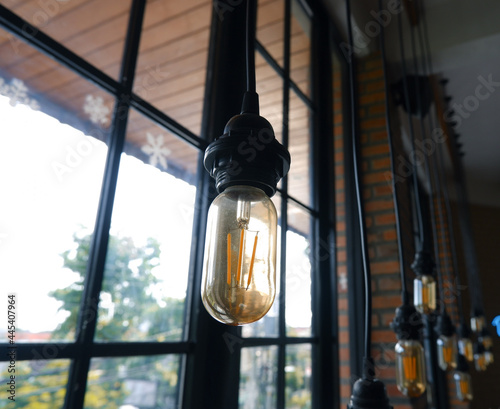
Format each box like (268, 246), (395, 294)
(403, 356), (417, 380)
(247, 234), (258, 289)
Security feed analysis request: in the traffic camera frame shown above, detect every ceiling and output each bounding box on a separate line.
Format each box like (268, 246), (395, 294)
(326, 0), (500, 207)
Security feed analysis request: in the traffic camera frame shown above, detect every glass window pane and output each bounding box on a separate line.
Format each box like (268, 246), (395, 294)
(85, 355), (181, 409)
(285, 344), (312, 408)
(286, 203), (312, 337)
(95, 110), (198, 342)
(134, 0), (212, 135)
(242, 194), (282, 338)
(4, 0), (131, 79)
(287, 92), (311, 207)
(291, 0), (311, 97)
(256, 54), (284, 143)
(0, 28), (109, 341)
(239, 346), (278, 409)
(257, 0), (284, 67)
(0, 359), (70, 407)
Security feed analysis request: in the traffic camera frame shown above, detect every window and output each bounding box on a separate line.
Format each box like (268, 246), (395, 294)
(0, 1), (345, 408)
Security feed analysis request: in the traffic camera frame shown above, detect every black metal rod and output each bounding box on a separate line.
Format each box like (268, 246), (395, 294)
(345, 0), (373, 364)
(63, 1), (147, 408)
(379, 0), (408, 305)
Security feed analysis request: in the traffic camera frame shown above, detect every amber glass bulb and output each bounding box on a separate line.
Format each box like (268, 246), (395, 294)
(201, 186), (277, 326)
(471, 315), (485, 333)
(413, 275), (436, 314)
(395, 340), (427, 397)
(458, 337), (474, 362)
(453, 371), (473, 402)
(484, 349), (494, 366)
(474, 351), (487, 371)
(437, 334), (458, 370)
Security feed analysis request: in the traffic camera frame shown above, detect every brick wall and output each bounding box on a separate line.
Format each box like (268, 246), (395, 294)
(334, 51), (471, 408)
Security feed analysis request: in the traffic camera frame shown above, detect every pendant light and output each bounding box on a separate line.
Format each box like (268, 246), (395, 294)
(345, 1), (392, 408)
(407, 2), (460, 374)
(201, 0), (290, 326)
(382, 1), (426, 399)
(453, 355), (473, 402)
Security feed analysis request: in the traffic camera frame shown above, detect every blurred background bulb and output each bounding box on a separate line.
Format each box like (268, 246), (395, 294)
(395, 339), (427, 398)
(201, 185), (277, 326)
(437, 333), (458, 371)
(458, 337), (474, 362)
(454, 371), (473, 402)
(413, 274), (436, 314)
(474, 343), (487, 371)
(470, 315), (485, 333)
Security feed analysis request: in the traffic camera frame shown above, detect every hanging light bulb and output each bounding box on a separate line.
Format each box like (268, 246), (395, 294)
(470, 312), (486, 334)
(411, 251), (437, 315)
(391, 304), (427, 398)
(201, 92), (290, 326)
(474, 342), (487, 371)
(435, 310), (458, 371)
(484, 347), (494, 366)
(454, 355), (473, 402)
(201, 185), (277, 325)
(478, 327), (493, 349)
(458, 323), (474, 363)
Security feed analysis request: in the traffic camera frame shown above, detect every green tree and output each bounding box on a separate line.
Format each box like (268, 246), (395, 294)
(0, 232), (185, 408)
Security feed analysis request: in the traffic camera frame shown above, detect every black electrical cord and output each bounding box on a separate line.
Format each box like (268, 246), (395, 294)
(419, 0), (484, 318)
(379, 0), (408, 306)
(246, 0), (256, 94)
(413, 2), (464, 320)
(345, 0), (372, 365)
(396, 7), (426, 253)
(407, 6), (446, 312)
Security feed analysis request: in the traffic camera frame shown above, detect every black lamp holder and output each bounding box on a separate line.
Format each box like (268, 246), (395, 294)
(411, 250), (435, 278)
(204, 91), (290, 197)
(435, 309), (455, 337)
(391, 303), (423, 341)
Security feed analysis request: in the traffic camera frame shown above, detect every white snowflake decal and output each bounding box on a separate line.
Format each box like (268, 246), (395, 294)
(83, 94), (110, 126)
(141, 133), (171, 169)
(0, 77), (40, 110)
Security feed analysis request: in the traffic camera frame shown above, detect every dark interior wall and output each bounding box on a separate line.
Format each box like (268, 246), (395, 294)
(464, 203), (500, 409)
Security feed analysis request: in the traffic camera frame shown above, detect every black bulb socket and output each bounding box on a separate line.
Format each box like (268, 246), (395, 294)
(391, 304), (422, 340)
(204, 92), (290, 197)
(435, 310), (455, 337)
(411, 251), (435, 277)
(458, 322), (472, 339)
(347, 377), (393, 409)
(457, 354), (469, 372)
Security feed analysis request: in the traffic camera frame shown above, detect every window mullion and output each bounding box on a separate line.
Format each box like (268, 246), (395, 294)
(63, 1), (147, 408)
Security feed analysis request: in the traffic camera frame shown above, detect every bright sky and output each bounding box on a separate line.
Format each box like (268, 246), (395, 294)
(0, 96), (311, 335)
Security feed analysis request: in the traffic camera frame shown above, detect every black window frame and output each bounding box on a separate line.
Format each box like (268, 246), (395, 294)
(0, 0), (348, 408)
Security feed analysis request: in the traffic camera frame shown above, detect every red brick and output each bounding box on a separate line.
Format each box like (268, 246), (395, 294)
(364, 199), (394, 213)
(382, 312), (396, 326)
(339, 346), (350, 362)
(362, 143), (390, 156)
(383, 229), (397, 241)
(377, 276), (402, 292)
(338, 297), (348, 310)
(358, 68), (384, 82)
(368, 103), (386, 117)
(364, 171), (390, 185)
(337, 250), (347, 263)
(339, 329), (349, 344)
(371, 260), (400, 275)
(340, 384), (352, 400)
(376, 366), (396, 380)
(376, 242), (398, 258)
(359, 91), (385, 106)
(336, 235), (346, 248)
(365, 80), (384, 93)
(363, 57), (383, 71)
(338, 314), (349, 328)
(375, 213), (396, 226)
(371, 156), (391, 170)
(360, 117), (386, 131)
(372, 295), (401, 309)
(340, 364), (350, 379)
(373, 184), (393, 197)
